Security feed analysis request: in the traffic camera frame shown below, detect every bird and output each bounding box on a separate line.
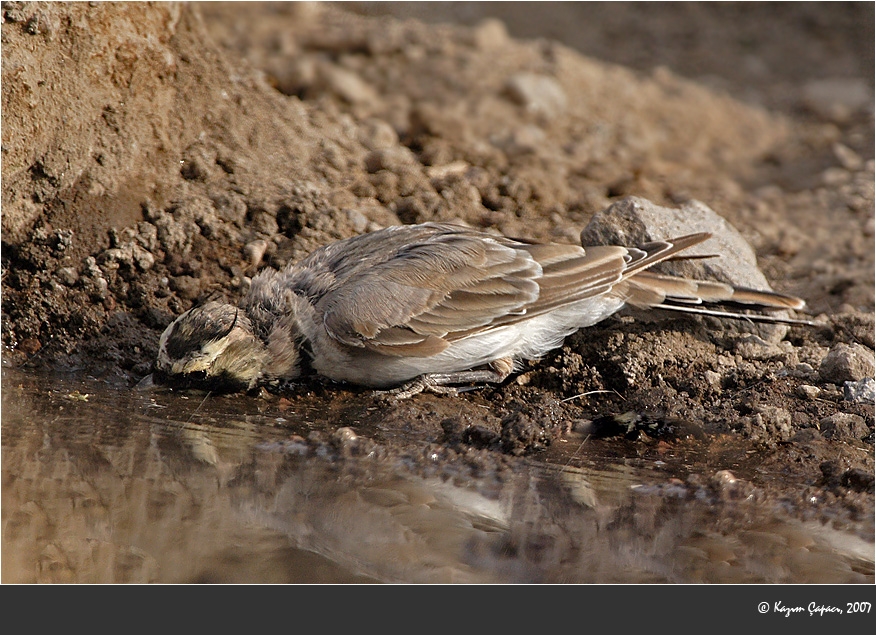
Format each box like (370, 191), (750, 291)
(153, 222), (810, 396)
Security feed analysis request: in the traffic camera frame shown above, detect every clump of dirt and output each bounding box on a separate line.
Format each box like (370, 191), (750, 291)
(1, 3), (873, 519)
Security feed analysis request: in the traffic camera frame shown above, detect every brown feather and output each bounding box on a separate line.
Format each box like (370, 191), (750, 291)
(316, 225), (805, 356)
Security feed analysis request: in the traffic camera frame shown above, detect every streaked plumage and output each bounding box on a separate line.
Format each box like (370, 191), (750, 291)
(155, 222), (808, 394)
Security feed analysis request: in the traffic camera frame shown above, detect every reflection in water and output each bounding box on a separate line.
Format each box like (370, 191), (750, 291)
(2, 369), (873, 583)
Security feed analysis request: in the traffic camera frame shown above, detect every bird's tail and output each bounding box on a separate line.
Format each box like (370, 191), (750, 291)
(621, 270), (814, 325)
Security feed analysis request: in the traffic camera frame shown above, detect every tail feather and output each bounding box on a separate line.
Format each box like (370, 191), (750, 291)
(620, 233), (713, 277)
(622, 268), (813, 325)
(642, 302), (817, 326)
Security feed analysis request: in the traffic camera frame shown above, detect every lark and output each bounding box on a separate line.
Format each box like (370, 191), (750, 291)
(155, 222), (809, 396)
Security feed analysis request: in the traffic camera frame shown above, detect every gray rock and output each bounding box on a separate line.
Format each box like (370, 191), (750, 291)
(843, 377), (875, 405)
(154, 213), (199, 256)
(819, 413), (870, 441)
(81, 256), (109, 300)
(818, 343), (875, 384)
(788, 362), (817, 380)
(703, 370), (723, 391)
(580, 196), (794, 342)
(135, 221), (160, 252)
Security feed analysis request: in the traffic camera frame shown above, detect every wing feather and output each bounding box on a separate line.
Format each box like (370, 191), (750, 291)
(315, 226), (737, 357)
(318, 226), (543, 355)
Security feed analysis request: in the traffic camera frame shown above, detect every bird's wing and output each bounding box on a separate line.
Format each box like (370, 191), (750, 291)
(316, 227), (695, 357)
(487, 233), (715, 325)
(317, 229), (542, 356)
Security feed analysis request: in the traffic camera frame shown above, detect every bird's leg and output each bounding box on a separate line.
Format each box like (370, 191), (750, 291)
(377, 358), (514, 399)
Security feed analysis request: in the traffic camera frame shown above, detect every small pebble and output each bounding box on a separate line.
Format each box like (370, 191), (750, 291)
(843, 377), (875, 405)
(56, 267), (79, 286)
(344, 208), (369, 234)
(819, 413), (869, 441)
(796, 384), (821, 400)
(364, 146), (418, 173)
(319, 62), (377, 105)
(818, 342), (875, 383)
(473, 18), (509, 50)
(243, 239), (268, 268)
(704, 370), (723, 390)
(358, 118), (398, 151)
(833, 142), (863, 171)
(735, 335), (784, 360)
(504, 72), (568, 119)
(713, 470), (738, 486)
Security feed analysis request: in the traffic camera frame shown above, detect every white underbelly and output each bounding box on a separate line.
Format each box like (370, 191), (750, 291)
(316, 296), (625, 387)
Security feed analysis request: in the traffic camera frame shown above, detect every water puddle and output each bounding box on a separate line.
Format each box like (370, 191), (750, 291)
(2, 368), (872, 583)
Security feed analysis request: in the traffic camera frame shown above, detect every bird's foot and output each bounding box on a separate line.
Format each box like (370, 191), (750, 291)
(377, 376), (460, 400)
(373, 358), (514, 400)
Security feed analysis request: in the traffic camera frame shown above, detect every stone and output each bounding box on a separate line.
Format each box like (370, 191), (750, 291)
(832, 142), (863, 171)
(802, 77), (871, 122)
(318, 62), (377, 105)
(243, 240), (268, 269)
(796, 384), (821, 400)
(819, 413), (869, 441)
(344, 208), (369, 234)
(753, 405), (794, 441)
(364, 146), (418, 173)
(734, 335), (785, 360)
(473, 18), (509, 50)
(55, 267), (79, 286)
(580, 196), (795, 342)
(359, 118), (399, 151)
(818, 343), (875, 384)
(504, 72), (568, 119)
(843, 377), (875, 405)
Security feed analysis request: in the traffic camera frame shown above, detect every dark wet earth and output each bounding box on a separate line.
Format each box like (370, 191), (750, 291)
(3, 367), (872, 584)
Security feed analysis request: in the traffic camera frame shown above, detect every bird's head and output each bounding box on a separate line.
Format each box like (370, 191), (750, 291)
(155, 301), (269, 392)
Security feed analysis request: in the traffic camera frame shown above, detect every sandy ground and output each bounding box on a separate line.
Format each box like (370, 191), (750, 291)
(2, 2), (874, 575)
